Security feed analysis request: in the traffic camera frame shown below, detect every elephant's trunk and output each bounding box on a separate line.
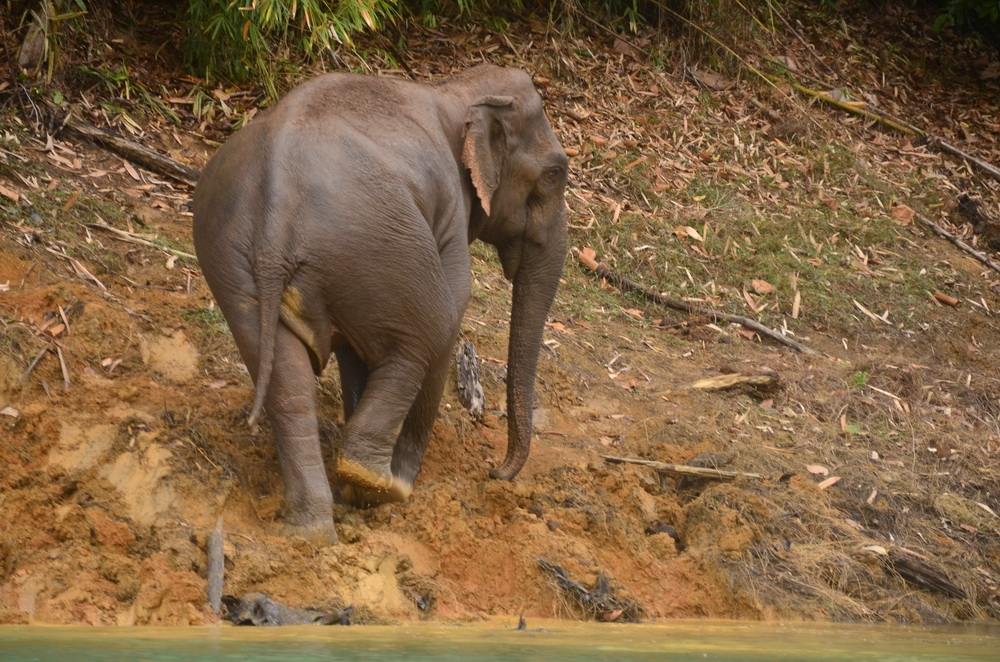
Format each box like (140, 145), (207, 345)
(490, 221), (566, 481)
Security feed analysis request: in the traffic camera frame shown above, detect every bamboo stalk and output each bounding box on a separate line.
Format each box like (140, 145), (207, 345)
(87, 222), (197, 261)
(603, 455), (763, 480)
(790, 82), (1000, 184)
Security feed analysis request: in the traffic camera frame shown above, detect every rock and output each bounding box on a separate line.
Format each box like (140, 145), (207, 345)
(221, 592), (351, 626)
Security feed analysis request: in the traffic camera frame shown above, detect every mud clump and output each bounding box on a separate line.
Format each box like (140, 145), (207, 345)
(140, 331), (200, 383)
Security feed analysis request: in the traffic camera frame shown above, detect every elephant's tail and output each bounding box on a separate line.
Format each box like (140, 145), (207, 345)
(247, 254), (286, 428)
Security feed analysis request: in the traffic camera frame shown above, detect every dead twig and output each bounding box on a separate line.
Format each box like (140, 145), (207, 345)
(55, 345), (70, 390)
(603, 455), (763, 480)
(87, 222), (197, 261)
(43, 245), (107, 291)
(20, 346), (51, 384)
(576, 249), (818, 355)
(914, 214), (1000, 274)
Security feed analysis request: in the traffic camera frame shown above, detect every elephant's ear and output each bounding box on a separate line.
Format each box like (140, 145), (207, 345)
(462, 95), (514, 216)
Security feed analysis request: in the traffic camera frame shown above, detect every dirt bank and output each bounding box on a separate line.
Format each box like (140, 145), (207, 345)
(1, 2), (998, 626)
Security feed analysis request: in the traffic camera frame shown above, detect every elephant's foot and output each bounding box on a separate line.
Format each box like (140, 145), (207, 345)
(335, 456), (412, 505)
(278, 500), (338, 545)
(277, 513), (338, 545)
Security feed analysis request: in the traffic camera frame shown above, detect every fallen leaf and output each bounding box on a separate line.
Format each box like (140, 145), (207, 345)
(792, 290), (801, 319)
(623, 308), (643, 320)
(890, 204), (915, 225)
(853, 299), (890, 325)
(863, 544), (888, 556)
(47, 323), (65, 337)
(673, 225), (704, 242)
(933, 291), (959, 307)
(208, 380), (228, 389)
(564, 146), (579, 157)
(0, 406), (20, 418)
(817, 476), (842, 490)
(689, 66), (733, 91)
(62, 190), (80, 211)
(0, 183), (20, 203)
(122, 160), (141, 181)
(742, 289), (761, 312)
(806, 464), (829, 476)
(578, 247), (598, 270)
(165, 255), (178, 270)
(751, 278), (775, 295)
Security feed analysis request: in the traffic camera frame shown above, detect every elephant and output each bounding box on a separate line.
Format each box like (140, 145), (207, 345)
(192, 64), (569, 541)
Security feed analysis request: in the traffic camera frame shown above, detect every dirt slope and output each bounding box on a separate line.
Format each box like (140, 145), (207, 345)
(1, 3), (998, 626)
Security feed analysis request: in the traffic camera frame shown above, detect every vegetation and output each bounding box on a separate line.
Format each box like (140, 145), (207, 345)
(11, 0), (995, 98)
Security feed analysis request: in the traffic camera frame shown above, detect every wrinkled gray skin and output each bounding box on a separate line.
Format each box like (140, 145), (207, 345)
(193, 64), (568, 541)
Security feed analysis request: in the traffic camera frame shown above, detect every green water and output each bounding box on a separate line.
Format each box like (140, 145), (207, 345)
(1, 621), (997, 661)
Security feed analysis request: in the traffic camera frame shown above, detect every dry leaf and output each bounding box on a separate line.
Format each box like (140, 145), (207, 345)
(817, 476), (842, 490)
(933, 291), (959, 307)
(578, 247), (598, 270)
(689, 66), (733, 91)
(673, 225), (704, 242)
(751, 279), (775, 295)
(0, 406), (20, 418)
(890, 204), (915, 225)
(165, 255), (178, 270)
(122, 160), (141, 181)
(0, 183), (20, 203)
(863, 544), (888, 556)
(742, 289), (762, 312)
(62, 190), (80, 211)
(806, 464), (829, 476)
(623, 308), (643, 320)
(564, 146), (579, 157)
(792, 290), (801, 319)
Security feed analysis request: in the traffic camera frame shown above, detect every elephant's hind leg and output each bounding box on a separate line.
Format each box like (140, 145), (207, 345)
(216, 292), (337, 542)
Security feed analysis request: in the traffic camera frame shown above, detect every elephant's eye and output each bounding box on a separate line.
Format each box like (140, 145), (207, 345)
(541, 166), (565, 187)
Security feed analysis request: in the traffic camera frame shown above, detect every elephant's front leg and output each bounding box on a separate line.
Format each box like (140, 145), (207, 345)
(267, 325), (337, 542)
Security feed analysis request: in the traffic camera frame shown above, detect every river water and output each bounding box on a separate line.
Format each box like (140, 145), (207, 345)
(1, 620), (998, 661)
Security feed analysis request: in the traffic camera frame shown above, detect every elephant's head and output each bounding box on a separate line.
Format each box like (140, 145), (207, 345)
(461, 71), (569, 481)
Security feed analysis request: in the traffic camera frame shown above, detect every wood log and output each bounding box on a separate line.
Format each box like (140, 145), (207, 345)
(61, 115), (199, 187)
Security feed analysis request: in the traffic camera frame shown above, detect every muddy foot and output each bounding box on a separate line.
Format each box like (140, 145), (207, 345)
(335, 456), (412, 505)
(277, 513), (338, 545)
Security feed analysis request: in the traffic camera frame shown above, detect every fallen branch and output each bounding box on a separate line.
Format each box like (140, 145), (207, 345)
(603, 455), (763, 481)
(537, 558), (641, 622)
(206, 517), (225, 616)
(914, 214), (1000, 274)
(575, 249), (818, 355)
(790, 81), (1000, 185)
(61, 115), (199, 187)
(87, 222), (197, 261)
(691, 371), (779, 391)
